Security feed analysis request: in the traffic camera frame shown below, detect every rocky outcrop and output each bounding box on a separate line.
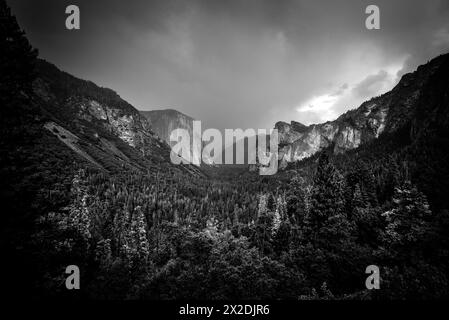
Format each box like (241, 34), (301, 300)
(76, 98), (163, 153)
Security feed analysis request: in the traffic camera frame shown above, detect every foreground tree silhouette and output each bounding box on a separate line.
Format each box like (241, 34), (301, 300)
(0, 0), (37, 101)
(382, 181), (435, 257)
(0, 0), (41, 299)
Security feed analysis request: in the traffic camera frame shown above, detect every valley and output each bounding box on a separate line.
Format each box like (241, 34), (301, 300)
(2, 0), (449, 300)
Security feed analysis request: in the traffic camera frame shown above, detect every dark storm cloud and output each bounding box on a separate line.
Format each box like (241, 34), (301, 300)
(8, 0), (449, 129)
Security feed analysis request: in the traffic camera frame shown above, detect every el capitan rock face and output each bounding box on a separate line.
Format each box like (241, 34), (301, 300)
(140, 109), (196, 148)
(140, 109), (213, 165)
(276, 55), (446, 164)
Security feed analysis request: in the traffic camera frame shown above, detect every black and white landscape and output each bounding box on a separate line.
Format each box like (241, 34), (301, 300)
(1, 0), (449, 300)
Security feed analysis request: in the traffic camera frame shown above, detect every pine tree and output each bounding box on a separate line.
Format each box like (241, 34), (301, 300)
(352, 184), (365, 210)
(121, 206), (149, 265)
(205, 217), (219, 238)
(306, 153), (355, 247)
(272, 196), (292, 255)
(308, 153), (345, 229)
(272, 195), (286, 235)
(253, 194), (274, 253)
(66, 170), (92, 247)
(257, 194), (268, 217)
(95, 238), (112, 270)
(113, 208), (130, 256)
(382, 181), (434, 249)
(130, 206), (150, 262)
(351, 183), (381, 245)
(0, 0), (38, 101)
(272, 204), (281, 235)
(286, 175), (307, 225)
(267, 194), (276, 212)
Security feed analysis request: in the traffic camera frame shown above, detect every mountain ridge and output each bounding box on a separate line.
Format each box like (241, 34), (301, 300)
(32, 59), (204, 176)
(275, 53), (449, 168)
(140, 108), (215, 165)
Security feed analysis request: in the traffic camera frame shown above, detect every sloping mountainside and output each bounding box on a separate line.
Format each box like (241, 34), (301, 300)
(287, 52), (449, 211)
(33, 60), (202, 176)
(277, 55), (445, 167)
(140, 109), (213, 165)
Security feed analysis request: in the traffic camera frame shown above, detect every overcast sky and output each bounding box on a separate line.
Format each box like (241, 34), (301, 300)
(9, 0), (449, 131)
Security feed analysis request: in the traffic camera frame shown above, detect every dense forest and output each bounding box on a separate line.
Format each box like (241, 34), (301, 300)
(1, 0), (449, 300)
